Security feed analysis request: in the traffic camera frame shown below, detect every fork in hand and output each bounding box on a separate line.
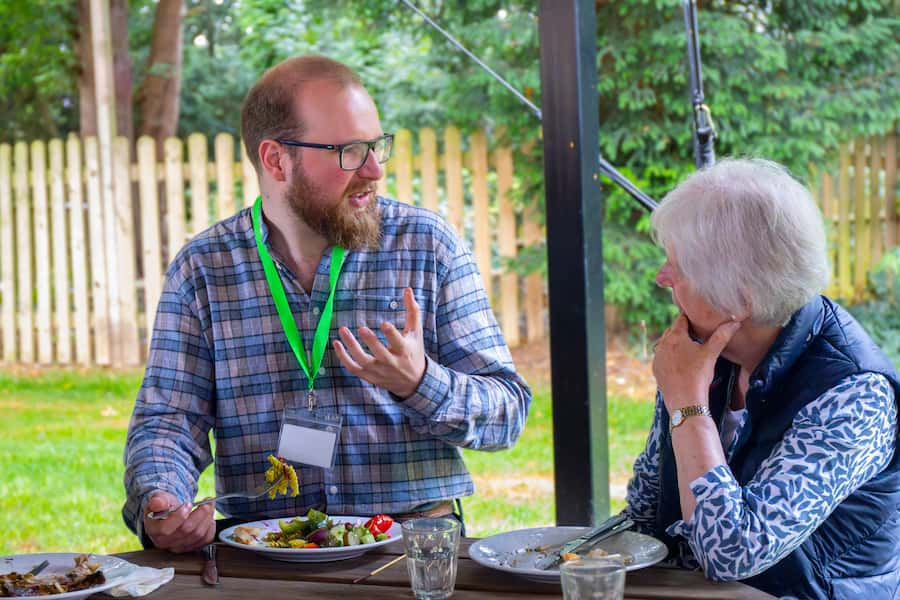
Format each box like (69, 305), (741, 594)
(147, 480), (283, 520)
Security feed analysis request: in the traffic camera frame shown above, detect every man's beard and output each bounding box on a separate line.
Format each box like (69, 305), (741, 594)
(285, 164), (382, 250)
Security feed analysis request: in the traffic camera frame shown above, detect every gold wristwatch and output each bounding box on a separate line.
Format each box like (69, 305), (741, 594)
(669, 405), (712, 433)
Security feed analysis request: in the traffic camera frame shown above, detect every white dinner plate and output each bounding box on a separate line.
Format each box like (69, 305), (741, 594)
(0, 552), (133, 599)
(219, 515), (402, 562)
(469, 527), (668, 584)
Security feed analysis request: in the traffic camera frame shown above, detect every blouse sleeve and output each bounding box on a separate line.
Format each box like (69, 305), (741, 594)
(668, 372), (896, 580)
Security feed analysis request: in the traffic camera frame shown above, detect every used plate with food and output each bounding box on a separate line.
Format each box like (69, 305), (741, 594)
(219, 509), (401, 563)
(0, 552), (131, 599)
(468, 526), (667, 583)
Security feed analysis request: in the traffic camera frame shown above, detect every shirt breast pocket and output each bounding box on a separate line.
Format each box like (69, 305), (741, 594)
(332, 292), (408, 349)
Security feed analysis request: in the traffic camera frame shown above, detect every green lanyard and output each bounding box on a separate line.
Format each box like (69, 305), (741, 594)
(252, 197), (345, 407)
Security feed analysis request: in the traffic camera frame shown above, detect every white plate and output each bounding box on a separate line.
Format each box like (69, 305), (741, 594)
(469, 527), (668, 584)
(219, 515), (402, 562)
(0, 552), (132, 599)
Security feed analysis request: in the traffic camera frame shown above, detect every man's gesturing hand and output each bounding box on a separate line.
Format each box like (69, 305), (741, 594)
(334, 287), (427, 398)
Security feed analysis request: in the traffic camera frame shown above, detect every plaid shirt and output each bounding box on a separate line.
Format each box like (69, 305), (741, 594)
(122, 196), (531, 537)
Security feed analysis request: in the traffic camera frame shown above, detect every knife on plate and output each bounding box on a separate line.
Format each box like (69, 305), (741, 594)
(533, 514), (634, 570)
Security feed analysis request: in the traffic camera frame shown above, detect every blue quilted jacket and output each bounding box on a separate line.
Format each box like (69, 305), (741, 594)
(653, 296), (900, 599)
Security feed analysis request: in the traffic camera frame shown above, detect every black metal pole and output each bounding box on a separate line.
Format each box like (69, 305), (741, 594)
(683, 0), (716, 168)
(538, 0), (609, 526)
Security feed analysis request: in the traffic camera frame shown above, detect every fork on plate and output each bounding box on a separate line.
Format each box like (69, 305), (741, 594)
(147, 480), (283, 520)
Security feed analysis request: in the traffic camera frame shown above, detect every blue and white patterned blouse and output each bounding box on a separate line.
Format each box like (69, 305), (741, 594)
(123, 197), (531, 538)
(624, 372), (897, 580)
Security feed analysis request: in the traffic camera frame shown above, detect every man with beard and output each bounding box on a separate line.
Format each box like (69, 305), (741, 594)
(122, 55), (532, 552)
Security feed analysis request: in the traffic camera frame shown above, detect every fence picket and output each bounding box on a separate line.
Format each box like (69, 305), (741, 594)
(189, 133), (209, 234)
(820, 172), (837, 297)
(241, 142), (259, 208)
(31, 141), (52, 363)
(469, 131), (492, 303)
(67, 136), (90, 365)
(165, 137), (185, 264)
(394, 129), (413, 205)
(444, 127), (464, 234)
(113, 136), (139, 367)
(0, 144), (13, 361)
(139, 136), (163, 355)
(49, 139), (71, 364)
(523, 203), (545, 342)
(886, 134), (898, 248)
(14, 142), (33, 363)
(838, 144), (852, 300)
(853, 137), (869, 299)
(215, 133), (235, 219)
(85, 137), (111, 365)
(419, 128), (438, 212)
(495, 145), (519, 347)
(870, 136), (884, 266)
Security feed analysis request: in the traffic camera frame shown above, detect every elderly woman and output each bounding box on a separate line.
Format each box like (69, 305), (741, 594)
(624, 158), (900, 599)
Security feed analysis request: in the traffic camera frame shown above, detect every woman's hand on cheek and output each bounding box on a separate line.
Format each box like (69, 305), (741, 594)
(653, 313), (742, 412)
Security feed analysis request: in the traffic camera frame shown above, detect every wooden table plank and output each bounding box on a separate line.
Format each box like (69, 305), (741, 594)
(118, 543), (774, 599)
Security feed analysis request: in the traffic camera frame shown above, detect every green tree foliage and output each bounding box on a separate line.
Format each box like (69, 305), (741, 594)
(0, 0), (78, 140)
(1, 0), (896, 334)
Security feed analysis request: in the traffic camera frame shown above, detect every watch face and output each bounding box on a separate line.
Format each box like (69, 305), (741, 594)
(671, 410), (684, 427)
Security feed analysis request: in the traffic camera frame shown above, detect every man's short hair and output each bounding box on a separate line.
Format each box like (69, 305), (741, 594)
(240, 55), (363, 173)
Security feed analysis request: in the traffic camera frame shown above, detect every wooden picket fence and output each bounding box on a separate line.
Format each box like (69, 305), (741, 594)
(0, 127), (896, 367)
(0, 127), (546, 367)
(814, 133), (898, 301)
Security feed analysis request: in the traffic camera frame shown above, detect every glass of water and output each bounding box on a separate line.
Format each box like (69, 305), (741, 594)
(401, 517), (461, 600)
(559, 557), (626, 600)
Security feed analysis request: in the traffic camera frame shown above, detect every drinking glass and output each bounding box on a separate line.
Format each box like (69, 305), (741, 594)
(401, 517), (461, 600)
(559, 557), (626, 600)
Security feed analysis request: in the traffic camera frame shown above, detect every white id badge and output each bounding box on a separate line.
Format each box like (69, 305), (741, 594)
(277, 407), (342, 469)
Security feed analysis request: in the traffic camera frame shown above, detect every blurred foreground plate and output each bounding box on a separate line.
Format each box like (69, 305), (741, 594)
(469, 527), (667, 584)
(0, 552), (132, 599)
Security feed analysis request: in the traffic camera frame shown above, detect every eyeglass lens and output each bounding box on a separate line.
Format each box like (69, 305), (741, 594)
(341, 136), (392, 170)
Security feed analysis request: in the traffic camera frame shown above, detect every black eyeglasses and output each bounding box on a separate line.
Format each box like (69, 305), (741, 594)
(275, 134), (394, 171)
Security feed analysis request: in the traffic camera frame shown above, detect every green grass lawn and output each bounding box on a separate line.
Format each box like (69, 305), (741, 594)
(0, 369), (653, 555)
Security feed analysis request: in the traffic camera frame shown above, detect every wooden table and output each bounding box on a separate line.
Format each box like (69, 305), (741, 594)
(109, 539), (774, 599)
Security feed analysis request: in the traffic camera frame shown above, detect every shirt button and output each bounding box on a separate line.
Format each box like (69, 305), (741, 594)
(312, 306), (320, 315)
(389, 300), (399, 310)
(328, 485), (338, 495)
(318, 367), (326, 376)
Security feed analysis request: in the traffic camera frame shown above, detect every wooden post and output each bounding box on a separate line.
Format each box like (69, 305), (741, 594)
(870, 136), (884, 267)
(67, 135), (91, 365)
(49, 139), (72, 364)
(90, 0), (121, 361)
(0, 143), (14, 362)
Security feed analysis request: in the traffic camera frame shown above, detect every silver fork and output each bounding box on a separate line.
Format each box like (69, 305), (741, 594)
(147, 480), (283, 520)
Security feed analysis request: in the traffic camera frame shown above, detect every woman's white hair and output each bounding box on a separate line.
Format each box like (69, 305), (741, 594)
(650, 157), (829, 326)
